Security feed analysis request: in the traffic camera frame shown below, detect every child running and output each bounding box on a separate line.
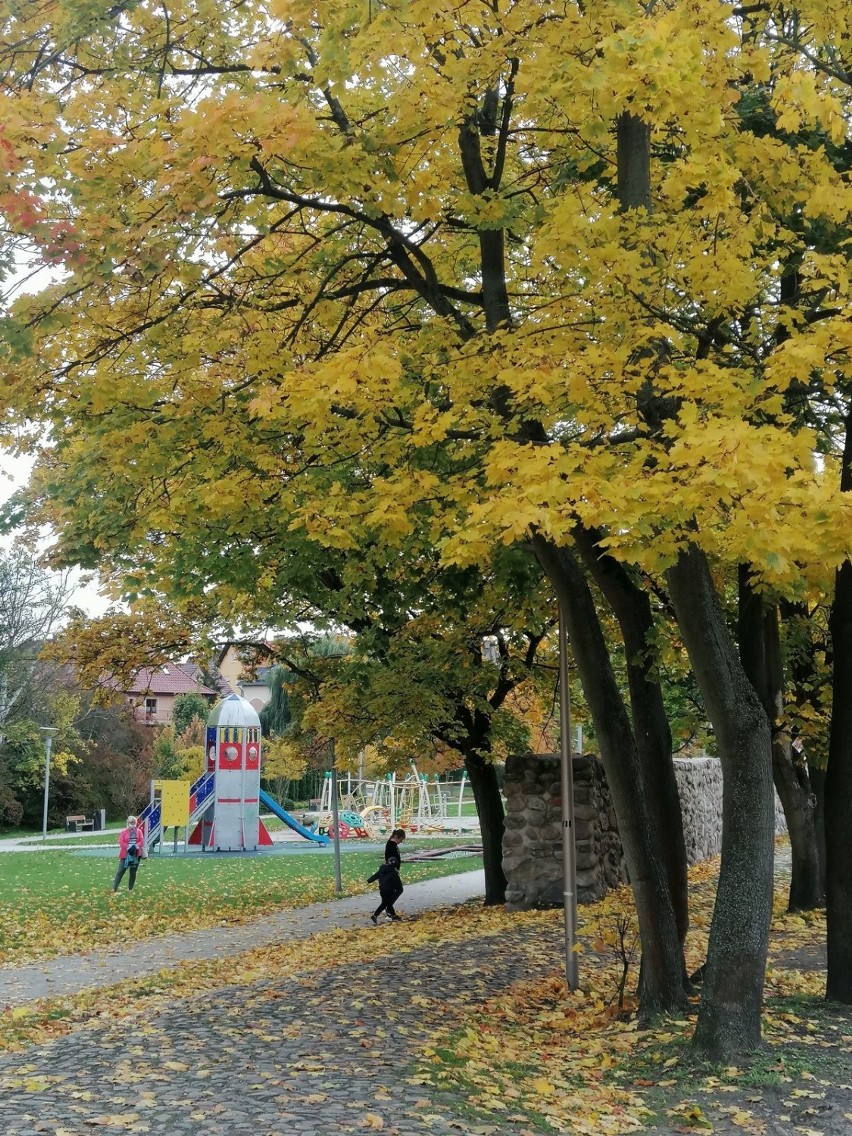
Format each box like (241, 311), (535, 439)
(368, 857), (404, 923)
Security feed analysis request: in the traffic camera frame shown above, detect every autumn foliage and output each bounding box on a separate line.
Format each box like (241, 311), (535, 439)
(0, 0), (850, 1057)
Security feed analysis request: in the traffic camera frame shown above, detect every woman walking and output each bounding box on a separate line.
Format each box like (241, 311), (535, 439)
(112, 815), (146, 893)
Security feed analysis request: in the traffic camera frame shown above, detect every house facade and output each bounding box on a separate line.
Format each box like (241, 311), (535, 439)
(124, 663), (227, 726)
(215, 643), (274, 712)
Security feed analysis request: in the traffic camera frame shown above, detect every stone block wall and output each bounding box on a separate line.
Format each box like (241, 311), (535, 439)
(674, 756), (723, 864)
(672, 756), (787, 862)
(503, 754), (628, 911)
(503, 752), (787, 911)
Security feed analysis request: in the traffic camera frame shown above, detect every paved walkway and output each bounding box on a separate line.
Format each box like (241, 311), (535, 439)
(2, 848), (848, 1136)
(0, 829), (112, 852)
(0, 912), (554, 1136)
(0, 870), (486, 1008)
(0, 868), (530, 1136)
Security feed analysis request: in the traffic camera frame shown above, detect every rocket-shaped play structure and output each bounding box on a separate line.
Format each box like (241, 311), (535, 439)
(139, 693), (329, 851)
(189, 693), (273, 851)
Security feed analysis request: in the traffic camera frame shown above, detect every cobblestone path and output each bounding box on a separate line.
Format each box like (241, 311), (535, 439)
(0, 923), (559, 1136)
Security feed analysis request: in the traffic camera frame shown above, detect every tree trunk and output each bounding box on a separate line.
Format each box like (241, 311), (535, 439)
(532, 535), (687, 1016)
(667, 545), (774, 1058)
(462, 744), (507, 906)
(775, 733), (822, 911)
(738, 569), (821, 911)
(617, 113), (652, 211)
(779, 598), (827, 897)
(809, 764), (827, 900)
(573, 524), (689, 951)
(826, 405), (852, 1002)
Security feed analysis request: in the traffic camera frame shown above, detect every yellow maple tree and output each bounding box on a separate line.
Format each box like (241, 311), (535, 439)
(0, 0), (849, 1050)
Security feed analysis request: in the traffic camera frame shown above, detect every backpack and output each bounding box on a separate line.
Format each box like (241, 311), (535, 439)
(126, 828), (141, 865)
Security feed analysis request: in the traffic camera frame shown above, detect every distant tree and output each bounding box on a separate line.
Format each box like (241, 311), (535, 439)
(172, 693), (211, 737)
(0, 544), (73, 741)
(0, 756), (22, 826)
(259, 665), (294, 737)
(173, 714), (206, 782)
(261, 735), (308, 807)
(151, 729), (186, 780)
(74, 701), (155, 819)
(0, 546), (82, 825)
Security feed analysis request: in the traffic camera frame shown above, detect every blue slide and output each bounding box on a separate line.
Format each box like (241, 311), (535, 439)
(259, 788), (330, 845)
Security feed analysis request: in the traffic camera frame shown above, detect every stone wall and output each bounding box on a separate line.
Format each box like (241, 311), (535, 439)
(673, 756), (787, 861)
(674, 756), (723, 864)
(503, 752), (787, 911)
(503, 754), (627, 910)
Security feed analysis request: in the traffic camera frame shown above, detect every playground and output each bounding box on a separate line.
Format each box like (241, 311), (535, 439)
(140, 771), (480, 856)
(307, 766), (480, 839)
(135, 694), (483, 856)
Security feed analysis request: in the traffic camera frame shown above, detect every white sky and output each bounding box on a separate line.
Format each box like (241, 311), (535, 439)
(0, 449), (113, 618)
(2, 253), (115, 618)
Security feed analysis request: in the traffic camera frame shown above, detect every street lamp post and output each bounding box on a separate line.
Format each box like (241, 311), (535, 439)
(40, 727), (59, 842)
(558, 604), (579, 991)
(329, 739), (343, 895)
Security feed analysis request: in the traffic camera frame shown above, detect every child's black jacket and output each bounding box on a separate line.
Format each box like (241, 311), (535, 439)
(368, 862), (401, 891)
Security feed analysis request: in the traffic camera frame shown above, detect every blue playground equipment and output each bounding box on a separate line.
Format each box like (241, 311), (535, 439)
(259, 788), (330, 845)
(140, 769), (330, 850)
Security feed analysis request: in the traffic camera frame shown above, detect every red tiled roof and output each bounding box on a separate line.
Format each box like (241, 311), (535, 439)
(125, 664), (219, 698)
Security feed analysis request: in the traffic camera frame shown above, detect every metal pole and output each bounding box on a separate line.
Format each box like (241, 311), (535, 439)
(329, 741), (343, 895)
(40, 728), (58, 841)
(558, 603), (580, 991)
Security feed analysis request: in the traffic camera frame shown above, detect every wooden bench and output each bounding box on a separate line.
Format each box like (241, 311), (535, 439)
(65, 814), (95, 832)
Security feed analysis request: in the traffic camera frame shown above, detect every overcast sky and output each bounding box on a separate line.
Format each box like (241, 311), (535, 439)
(1, 449), (112, 618)
(2, 247), (116, 617)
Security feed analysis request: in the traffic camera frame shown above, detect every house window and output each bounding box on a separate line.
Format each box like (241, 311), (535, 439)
(145, 698), (158, 720)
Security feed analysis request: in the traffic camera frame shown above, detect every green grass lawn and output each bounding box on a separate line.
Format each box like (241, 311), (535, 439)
(15, 823), (478, 846)
(16, 833), (119, 846)
(0, 841), (483, 965)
